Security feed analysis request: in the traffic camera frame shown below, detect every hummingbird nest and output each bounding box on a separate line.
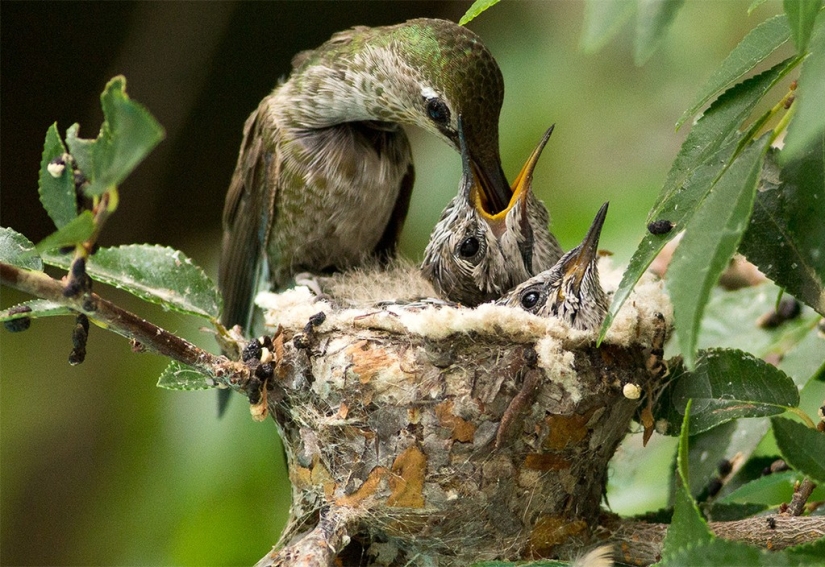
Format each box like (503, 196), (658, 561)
(252, 260), (671, 567)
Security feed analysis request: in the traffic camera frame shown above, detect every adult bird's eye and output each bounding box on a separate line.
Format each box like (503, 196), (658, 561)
(426, 98), (451, 125)
(458, 236), (480, 258)
(521, 291), (540, 309)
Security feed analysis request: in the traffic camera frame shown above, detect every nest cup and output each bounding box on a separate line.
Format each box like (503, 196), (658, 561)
(255, 265), (671, 565)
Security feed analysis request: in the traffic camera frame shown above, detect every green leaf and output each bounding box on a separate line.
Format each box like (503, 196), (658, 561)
(786, 538), (825, 564)
(783, 0), (823, 53)
(677, 15), (791, 129)
(42, 244), (221, 319)
(696, 283), (820, 372)
(772, 416), (825, 482)
(581, 0), (635, 53)
(655, 348), (799, 436)
(778, 326), (825, 388)
(662, 539), (783, 566)
(34, 210), (95, 254)
(782, 11), (825, 162)
(65, 76), (164, 197)
(668, 135), (771, 367)
(748, 0), (769, 15)
(634, 0), (685, 65)
(64, 123), (93, 178)
(0, 227), (43, 271)
(718, 470), (800, 505)
(684, 419), (770, 498)
(156, 361), (214, 391)
(0, 299), (73, 322)
(661, 400), (713, 562)
(600, 57), (799, 344)
(704, 502), (768, 521)
(38, 123), (77, 229)
(458, 0), (501, 26)
(740, 142), (825, 316)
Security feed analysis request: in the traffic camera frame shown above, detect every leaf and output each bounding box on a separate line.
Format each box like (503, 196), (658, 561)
(0, 227), (43, 271)
(786, 538), (825, 564)
(772, 416), (825, 482)
(748, 0), (769, 15)
(661, 400), (713, 562)
(778, 326), (825, 388)
(655, 348), (800, 436)
(65, 76), (164, 197)
(740, 142), (825, 316)
(696, 284), (820, 371)
(0, 299), (73, 322)
(783, 0), (823, 53)
(718, 470), (800, 505)
(580, 0), (635, 53)
(782, 11), (825, 162)
(42, 244), (221, 319)
(600, 57), (799, 344)
(38, 123), (77, 229)
(34, 210), (95, 253)
(662, 539), (782, 566)
(458, 0), (501, 26)
(677, 15), (791, 129)
(704, 502), (767, 521)
(634, 0), (685, 65)
(156, 361), (214, 391)
(683, 419), (770, 498)
(667, 134), (771, 367)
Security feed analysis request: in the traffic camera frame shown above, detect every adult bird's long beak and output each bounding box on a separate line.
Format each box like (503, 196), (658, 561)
(561, 201), (609, 294)
(470, 158), (510, 214)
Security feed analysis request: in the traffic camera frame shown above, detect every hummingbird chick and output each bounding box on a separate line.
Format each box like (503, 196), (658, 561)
(218, 19), (512, 414)
(497, 202), (610, 331)
(421, 122), (563, 306)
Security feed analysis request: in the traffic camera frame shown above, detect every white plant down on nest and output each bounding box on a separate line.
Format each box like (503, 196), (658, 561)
(256, 258), (672, 404)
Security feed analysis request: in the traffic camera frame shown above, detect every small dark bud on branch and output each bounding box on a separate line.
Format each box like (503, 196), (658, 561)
(4, 305), (32, 332)
(69, 314), (89, 365)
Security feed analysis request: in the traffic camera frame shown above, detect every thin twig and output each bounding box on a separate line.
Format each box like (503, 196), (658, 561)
(1, 261), (247, 385)
(788, 478), (817, 517)
(602, 515), (825, 566)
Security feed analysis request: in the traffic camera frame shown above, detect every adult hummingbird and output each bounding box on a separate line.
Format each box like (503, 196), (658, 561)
(420, 122), (563, 306)
(218, 19), (510, 413)
(497, 202), (610, 331)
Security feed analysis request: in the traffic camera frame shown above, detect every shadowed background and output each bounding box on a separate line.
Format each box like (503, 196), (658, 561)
(1, 1), (783, 564)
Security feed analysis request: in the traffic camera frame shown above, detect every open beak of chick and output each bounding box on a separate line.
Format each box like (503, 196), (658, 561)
(558, 201), (608, 300)
(461, 125), (554, 239)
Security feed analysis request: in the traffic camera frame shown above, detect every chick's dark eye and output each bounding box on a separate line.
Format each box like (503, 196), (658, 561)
(458, 236), (480, 258)
(426, 98), (451, 124)
(521, 291), (540, 309)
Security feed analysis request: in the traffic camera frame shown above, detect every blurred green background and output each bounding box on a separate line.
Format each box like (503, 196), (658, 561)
(1, 1), (790, 564)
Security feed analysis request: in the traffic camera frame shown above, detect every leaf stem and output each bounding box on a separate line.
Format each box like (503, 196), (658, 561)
(786, 406), (817, 429)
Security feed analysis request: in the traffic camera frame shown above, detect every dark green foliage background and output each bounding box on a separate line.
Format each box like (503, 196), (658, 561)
(2, 1), (818, 565)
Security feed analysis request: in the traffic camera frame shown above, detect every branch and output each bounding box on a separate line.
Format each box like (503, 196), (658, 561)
(255, 506), (362, 567)
(1, 261), (247, 385)
(788, 478), (817, 517)
(605, 516), (825, 566)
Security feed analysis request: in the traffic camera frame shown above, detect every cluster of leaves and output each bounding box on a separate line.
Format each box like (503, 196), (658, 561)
(581, 0), (825, 562)
(462, 1), (825, 565)
(658, 402), (825, 566)
(0, 76), (222, 388)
